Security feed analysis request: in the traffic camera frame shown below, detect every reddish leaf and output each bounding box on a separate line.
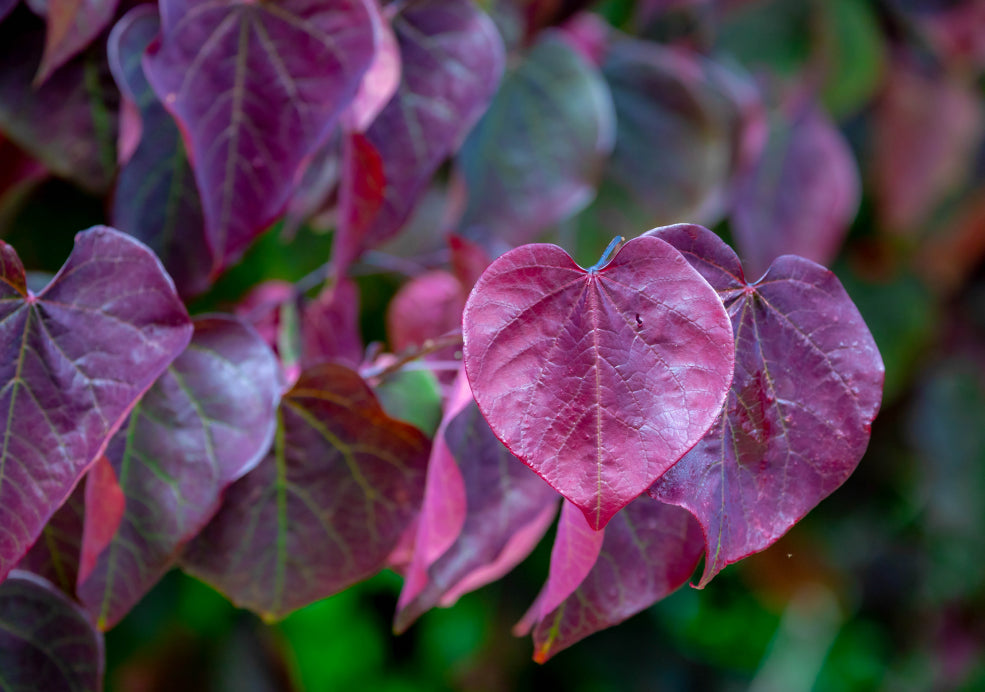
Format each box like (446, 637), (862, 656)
(523, 496), (703, 662)
(15, 481), (84, 595)
(457, 33), (615, 246)
(395, 399), (558, 632)
(0, 9), (118, 194)
(77, 455), (124, 585)
(35, 0), (120, 84)
(76, 316), (282, 630)
(144, 0), (377, 277)
(0, 227), (192, 582)
(386, 270), (465, 353)
(871, 56), (984, 235)
(301, 278), (363, 368)
(333, 0), (504, 274)
(0, 571), (104, 691)
(181, 363), (429, 620)
(463, 236), (735, 530)
(646, 223), (884, 585)
(731, 89), (860, 277)
(108, 5), (211, 298)
(448, 233), (490, 291)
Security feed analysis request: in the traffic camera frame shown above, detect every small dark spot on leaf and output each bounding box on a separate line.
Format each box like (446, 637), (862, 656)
(635, 314), (642, 328)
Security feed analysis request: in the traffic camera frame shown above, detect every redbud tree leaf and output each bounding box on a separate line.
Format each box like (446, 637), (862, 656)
(77, 316), (282, 630)
(333, 0), (504, 273)
(108, 5), (210, 299)
(646, 224), (884, 586)
(0, 8), (118, 194)
(457, 33), (615, 246)
(0, 226), (192, 583)
(525, 496), (703, 662)
(394, 397), (558, 632)
(463, 235), (734, 530)
(15, 481), (84, 595)
(181, 363), (429, 621)
(731, 91), (860, 278)
(144, 0), (377, 277)
(35, 0), (120, 85)
(0, 571), (104, 691)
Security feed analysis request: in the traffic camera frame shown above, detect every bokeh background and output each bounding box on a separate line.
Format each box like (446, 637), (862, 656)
(4, 0), (985, 689)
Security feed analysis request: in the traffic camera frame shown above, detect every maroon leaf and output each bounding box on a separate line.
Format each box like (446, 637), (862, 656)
(463, 236), (735, 530)
(730, 89), (860, 278)
(77, 455), (124, 586)
(35, 0), (120, 84)
(333, 0), (504, 274)
(522, 496), (703, 662)
(0, 9), (118, 194)
(301, 278), (363, 368)
(0, 227), (192, 583)
(76, 316), (282, 629)
(0, 0), (18, 23)
(15, 481), (84, 595)
(108, 5), (211, 298)
(144, 0), (377, 277)
(181, 363), (429, 620)
(646, 223), (884, 585)
(0, 571), (104, 691)
(457, 33), (615, 246)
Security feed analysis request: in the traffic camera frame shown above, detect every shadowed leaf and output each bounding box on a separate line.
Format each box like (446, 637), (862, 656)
(35, 0), (120, 84)
(15, 481), (84, 595)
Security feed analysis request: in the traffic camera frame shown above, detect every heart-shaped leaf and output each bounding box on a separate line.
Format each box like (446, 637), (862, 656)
(108, 5), (210, 298)
(35, 0), (120, 85)
(731, 88), (860, 278)
(395, 378), (558, 632)
(0, 8), (118, 194)
(0, 571), (104, 691)
(181, 363), (429, 620)
(0, 226), (192, 582)
(144, 0), (377, 277)
(463, 235), (735, 529)
(646, 223), (884, 585)
(520, 495), (703, 662)
(333, 0), (504, 273)
(457, 33), (615, 246)
(77, 316), (282, 630)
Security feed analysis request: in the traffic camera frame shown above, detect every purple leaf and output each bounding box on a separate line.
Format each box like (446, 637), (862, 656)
(108, 5), (211, 299)
(0, 571), (104, 691)
(144, 0), (377, 277)
(462, 236), (735, 530)
(77, 455), (125, 586)
(394, 400), (558, 632)
(333, 0), (504, 274)
(342, 0), (400, 133)
(646, 223), (884, 586)
(457, 33), (615, 246)
(76, 316), (282, 630)
(0, 0), (19, 23)
(0, 226), (192, 583)
(181, 363), (429, 620)
(386, 270), (465, 353)
(35, 0), (120, 85)
(0, 10), (118, 194)
(522, 496), (703, 662)
(301, 278), (363, 369)
(730, 89), (860, 278)
(15, 481), (84, 595)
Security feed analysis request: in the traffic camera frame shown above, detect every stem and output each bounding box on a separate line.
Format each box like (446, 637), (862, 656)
(361, 331), (464, 380)
(587, 236), (623, 272)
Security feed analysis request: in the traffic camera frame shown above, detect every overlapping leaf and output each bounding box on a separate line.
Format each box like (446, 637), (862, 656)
(333, 0), (505, 273)
(520, 496), (703, 662)
(457, 33), (615, 246)
(181, 363), (429, 620)
(34, 0), (120, 84)
(463, 236), (734, 529)
(0, 8), (118, 193)
(77, 316), (282, 629)
(0, 227), (192, 582)
(731, 89), (860, 277)
(15, 482), (84, 595)
(0, 571), (104, 691)
(646, 223), (884, 585)
(108, 5), (210, 298)
(144, 0), (377, 277)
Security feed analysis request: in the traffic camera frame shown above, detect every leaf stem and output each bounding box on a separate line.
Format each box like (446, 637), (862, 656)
(587, 236), (623, 272)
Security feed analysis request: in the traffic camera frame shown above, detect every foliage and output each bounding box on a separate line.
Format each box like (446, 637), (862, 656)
(5, 0), (984, 688)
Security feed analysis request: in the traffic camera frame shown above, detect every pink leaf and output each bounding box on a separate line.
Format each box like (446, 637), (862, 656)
(463, 235), (735, 529)
(646, 223), (884, 586)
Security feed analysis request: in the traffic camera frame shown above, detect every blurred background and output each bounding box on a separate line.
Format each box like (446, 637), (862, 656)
(4, 0), (985, 689)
